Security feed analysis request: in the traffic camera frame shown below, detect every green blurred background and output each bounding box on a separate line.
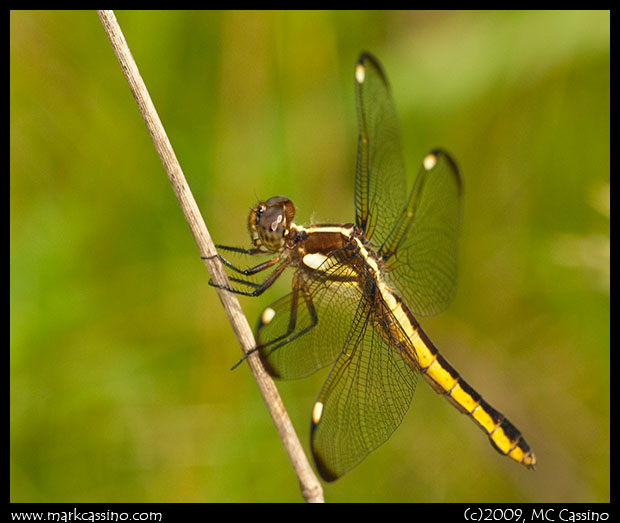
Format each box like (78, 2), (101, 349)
(10, 10), (609, 502)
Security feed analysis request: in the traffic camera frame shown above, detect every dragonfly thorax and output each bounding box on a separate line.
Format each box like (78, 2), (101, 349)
(248, 196), (296, 253)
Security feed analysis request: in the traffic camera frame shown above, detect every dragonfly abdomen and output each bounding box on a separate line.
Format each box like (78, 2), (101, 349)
(413, 326), (536, 469)
(378, 280), (536, 470)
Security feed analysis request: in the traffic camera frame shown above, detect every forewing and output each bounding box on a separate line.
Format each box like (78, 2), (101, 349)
(354, 52), (407, 246)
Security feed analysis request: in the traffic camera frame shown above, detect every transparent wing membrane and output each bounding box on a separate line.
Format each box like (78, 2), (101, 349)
(256, 253), (361, 379)
(354, 53), (407, 246)
(382, 149), (462, 316)
(311, 292), (418, 481)
(257, 248), (363, 379)
(354, 53), (462, 317)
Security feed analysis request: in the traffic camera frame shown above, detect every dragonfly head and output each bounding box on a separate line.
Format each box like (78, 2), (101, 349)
(248, 196), (296, 252)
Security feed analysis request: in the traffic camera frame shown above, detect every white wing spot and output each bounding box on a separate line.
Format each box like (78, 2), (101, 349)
(423, 153), (438, 171)
(355, 64), (366, 84)
(312, 401), (324, 424)
(261, 307), (276, 325)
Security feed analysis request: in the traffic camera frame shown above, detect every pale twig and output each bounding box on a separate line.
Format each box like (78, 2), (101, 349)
(96, 10), (324, 503)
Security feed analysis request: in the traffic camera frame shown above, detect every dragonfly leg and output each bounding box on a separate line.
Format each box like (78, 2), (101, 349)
(204, 244), (275, 276)
(210, 258), (289, 297)
(201, 244), (258, 263)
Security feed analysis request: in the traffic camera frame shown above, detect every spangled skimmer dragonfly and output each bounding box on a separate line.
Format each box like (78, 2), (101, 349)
(211, 52), (536, 481)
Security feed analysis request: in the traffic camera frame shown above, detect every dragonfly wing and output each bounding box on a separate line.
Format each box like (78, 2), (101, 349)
(310, 296), (419, 481)
(354, 52), (407, 246)
(381, 149), (462, 316)
(257, 247), (363, 379)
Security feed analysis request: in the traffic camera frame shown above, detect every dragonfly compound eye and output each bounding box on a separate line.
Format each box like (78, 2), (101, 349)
(248, 196), (296, 252)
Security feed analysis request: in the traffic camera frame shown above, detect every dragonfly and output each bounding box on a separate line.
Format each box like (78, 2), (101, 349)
(211, 52), (536, 481)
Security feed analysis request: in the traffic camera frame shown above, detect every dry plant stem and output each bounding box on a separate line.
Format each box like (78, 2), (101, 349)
(97, 10), (324, 503)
